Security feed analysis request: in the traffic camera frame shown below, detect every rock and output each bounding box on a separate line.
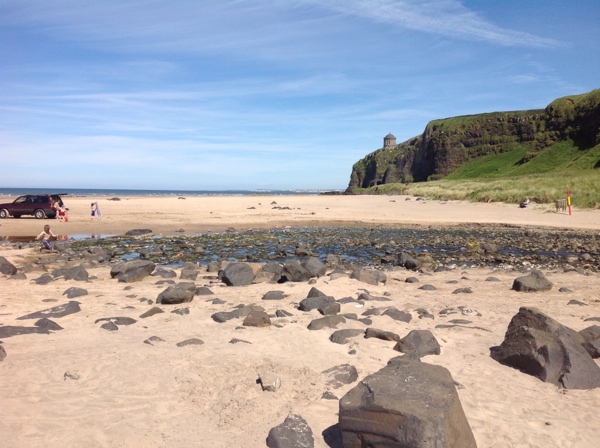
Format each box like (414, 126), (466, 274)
(490, 307), (600, 389)
(171, 307), (189, 315)
(0, 256), (18, 275)
(124, 228), (152, 236)
(34, 318), (63, 331)
(63, 287), (88, 299)
(280, 260), (312, 282)
(258, 372), (281, 392)
(405, 276), (419, 283)
(382, 308), (412, 323)
(180, 267), (199, 280)
(95, 317), (137, 326)
(298, 295), (336, 312)
(307, 315), (346, 330)
(339, 359), (477, 447)
(110, 260), (156, 283)
(350, 268), (386, 285)
(418, 284), (437, 291)
(322, 364), (358, 389)
(139, 307), (165, 318)
(100, 321), (119, 331)
(276, 309), (293, 318)
(452, 287), (473, 294)
(157, 282), (196, 304)
(195, 286), (214, 296)
(301, 256), (326, 278)
(8, 273), (27, 280)
(579, 325), (600, 358)
(393, 329), (441, 358)
(207, 260), (222, 273)
(243, 310), (271, 327)
(262, 290), (287, 301)
(63, 265), (89, 281)
(365, 328), (401, 342)
(0, 345), (6, 361)
(396, 252), (421, 271)
(329, 329), (364, 344)
(144, 336), (165, 345)
(485, 277), (501, 282)
(221, 262), (255, 286)
(176, 338), (204, 347)
(266, 414), (314, 448)
(511, 270), (553, 292)
(17, 301), (81, 320)
(153, 268), (177, 278)
(33, 274), (54, 285)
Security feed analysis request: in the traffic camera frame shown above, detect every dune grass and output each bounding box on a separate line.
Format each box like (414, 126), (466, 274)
(360, 171), (600, 209)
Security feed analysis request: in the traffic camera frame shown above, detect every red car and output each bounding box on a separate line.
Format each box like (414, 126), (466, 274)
(0, 194), (66, 219)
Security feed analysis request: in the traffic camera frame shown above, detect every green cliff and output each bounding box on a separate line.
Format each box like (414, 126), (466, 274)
(347, 89), (600, 192)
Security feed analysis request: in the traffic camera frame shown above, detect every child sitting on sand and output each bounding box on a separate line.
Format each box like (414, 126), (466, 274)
(36, 224), (57, 251)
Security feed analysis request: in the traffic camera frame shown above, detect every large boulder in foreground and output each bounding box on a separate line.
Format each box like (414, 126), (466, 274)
(511, 270), (553, 292)
(339, 358), (477, 447)
(490, 307), (600, 389)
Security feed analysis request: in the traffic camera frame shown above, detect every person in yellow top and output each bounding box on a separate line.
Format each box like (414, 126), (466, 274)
(36, 224), (57, 251)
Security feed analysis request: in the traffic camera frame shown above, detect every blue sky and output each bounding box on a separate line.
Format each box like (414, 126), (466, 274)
(1, 0), (599, 191)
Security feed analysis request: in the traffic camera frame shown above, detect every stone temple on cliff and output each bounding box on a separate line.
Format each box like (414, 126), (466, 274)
(383, 132), (396, 148)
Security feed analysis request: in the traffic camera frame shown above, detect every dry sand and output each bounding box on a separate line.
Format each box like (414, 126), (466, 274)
(1, 195), (600, 448)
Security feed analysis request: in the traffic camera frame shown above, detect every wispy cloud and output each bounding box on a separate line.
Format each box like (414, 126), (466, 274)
(306, 0), (564, 48)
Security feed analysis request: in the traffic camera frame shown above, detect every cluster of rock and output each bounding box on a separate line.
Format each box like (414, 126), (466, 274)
(3, 254), (600, 446)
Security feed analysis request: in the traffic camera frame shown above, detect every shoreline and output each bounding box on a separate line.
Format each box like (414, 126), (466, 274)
(1, 194), (599, 238)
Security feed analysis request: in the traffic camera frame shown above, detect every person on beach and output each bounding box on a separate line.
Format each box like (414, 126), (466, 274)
(36, 224), (57, 251)
(54, 200), (63, 221)
(91, 202), (102, 220)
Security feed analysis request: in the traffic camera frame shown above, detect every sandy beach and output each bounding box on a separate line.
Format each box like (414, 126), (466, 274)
(1, 195), (600, 448)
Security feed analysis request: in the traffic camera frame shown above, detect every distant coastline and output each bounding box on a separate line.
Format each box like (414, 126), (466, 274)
(0, 187), (342, 197)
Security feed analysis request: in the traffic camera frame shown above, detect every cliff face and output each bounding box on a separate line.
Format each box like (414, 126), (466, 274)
(346, 89), (600, 191)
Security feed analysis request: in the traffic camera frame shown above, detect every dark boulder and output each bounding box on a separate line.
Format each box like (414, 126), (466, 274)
(394, 329), (441, 358)
(383, 307), (412, 323)
(350, 268), (386, 285)
(0, 256), (17, 275)
(63, 265), (89, 281)
(490, 307), (600, 389)
(298, 295), (337, 313)
(266, 414), (314, 448)
(34, 318), (63, 331)
(301, 256), (326, 278)
(262, 290), (287, 301)
(396, 252), (421, 271)
(63, 287), (88, 299)
(280, 260), (312, 282)
(329, 329), (364, 344)
(157, 282), (196, 304)
(365, 328), (401, 342)
(580, 325), (600, 358)
(110, 260), (155, 283)
(243, 310), (271, 327)
(511, 270), (553, 292)
(221, 262), (255, 286)
(307, 315), (346, 330)
(339, 359), (477, 447)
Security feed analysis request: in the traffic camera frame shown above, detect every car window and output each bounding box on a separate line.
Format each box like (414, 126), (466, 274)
(15, 196), (27, 204)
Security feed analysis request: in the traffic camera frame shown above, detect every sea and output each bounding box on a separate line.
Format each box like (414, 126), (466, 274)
(0, 187), (342, 197)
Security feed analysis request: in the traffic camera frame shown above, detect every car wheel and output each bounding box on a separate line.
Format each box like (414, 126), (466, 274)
(0, 209), (8, 219)
(34, 209), (46, 219)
